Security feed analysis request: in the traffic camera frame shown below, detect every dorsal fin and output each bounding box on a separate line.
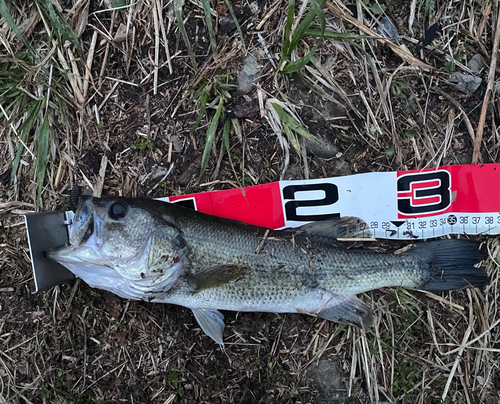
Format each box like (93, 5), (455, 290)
(294, 216), (372, 240)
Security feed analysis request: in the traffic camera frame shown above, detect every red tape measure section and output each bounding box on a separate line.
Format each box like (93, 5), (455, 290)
(396, 163), (500, 218)
(168, 182), (285, 228)
(168, 164), (499, 228)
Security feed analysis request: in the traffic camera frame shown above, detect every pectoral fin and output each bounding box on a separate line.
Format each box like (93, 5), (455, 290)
(296, 216), (372, 240)
(192, 308), (225, 345)
(188, 264), (248, 292)
(318, 296), (375, 329)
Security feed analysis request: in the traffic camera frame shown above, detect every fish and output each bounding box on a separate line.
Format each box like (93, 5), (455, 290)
(47, 196), (489, 344)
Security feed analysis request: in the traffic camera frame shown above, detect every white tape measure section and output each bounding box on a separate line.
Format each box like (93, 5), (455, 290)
(280, 173), (397, 228)
(278, 172), (499, 239)
(394, 213), (500, 239)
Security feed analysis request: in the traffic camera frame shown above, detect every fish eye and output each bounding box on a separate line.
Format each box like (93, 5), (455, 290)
(109, 201), (128, 220)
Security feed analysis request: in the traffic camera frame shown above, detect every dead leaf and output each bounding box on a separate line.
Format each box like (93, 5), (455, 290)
(71, 0), (89, 38)
(114, 23), (129, 43)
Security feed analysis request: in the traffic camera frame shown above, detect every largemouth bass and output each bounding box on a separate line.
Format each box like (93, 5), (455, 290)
(47, 196), (489, 344)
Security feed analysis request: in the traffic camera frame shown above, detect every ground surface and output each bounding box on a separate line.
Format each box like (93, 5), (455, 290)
(1, 0), (500, 402)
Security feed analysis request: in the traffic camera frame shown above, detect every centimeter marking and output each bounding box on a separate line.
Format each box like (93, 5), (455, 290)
(365, 213), (500, 239)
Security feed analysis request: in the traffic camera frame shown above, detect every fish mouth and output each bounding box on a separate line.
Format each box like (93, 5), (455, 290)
(68, 195), (94, 242)
(46, 196), (101, 265)
(45, 243), (80, 263)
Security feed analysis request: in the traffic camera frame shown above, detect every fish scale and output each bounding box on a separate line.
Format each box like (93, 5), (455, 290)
(162, 231), (428, 311)
(47, 197), (489, 344)
(164, 208), (426, 295)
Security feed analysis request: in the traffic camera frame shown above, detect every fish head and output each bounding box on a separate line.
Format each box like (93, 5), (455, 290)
(47, 196), (187, 300)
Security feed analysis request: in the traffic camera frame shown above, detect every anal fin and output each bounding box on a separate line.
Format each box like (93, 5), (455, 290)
(192, 308), (225, 345)
(317, 296), (375, 329)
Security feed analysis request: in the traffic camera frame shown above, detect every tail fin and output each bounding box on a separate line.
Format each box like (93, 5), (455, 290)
(414, 240), (489, 291)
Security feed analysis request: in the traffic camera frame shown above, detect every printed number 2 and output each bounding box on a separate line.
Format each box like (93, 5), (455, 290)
(283, 183), (340, 222)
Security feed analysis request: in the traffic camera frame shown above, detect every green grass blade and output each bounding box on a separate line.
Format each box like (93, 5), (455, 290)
(199, 97), (224, 178)
(283, 124), (300, 153)
(38, 0), (80, 48)
(187, 82), (210, 103)
(24, 98), (44, 125)
(10, 130), (27, 185)
(201, 0), (217, 50)
(1, 89), (24, 113)
(282, 45), (317, 73)
(271, 102), (320, 146)
(287, 118), (318, 143)
(190, 91), (209, 134)
(286, 115), (318, 143)
(283, 0), (296, 56)
(310, 0), (325, 35)
(216, 83), (237, 90)
(36, 115), (50, 203)
(10, 98), (43, 185)
(54, 92), (68, 120)
(0, 0), (34, 55)
(174, 0), (198, 68)
(223, 0), (246, 51)
(231, 118), (242, 142)
(424, 0), (434, 16)
(304, 28), (375, 40)
(288, 0), (327, 55)
(222, 118), (241, 185)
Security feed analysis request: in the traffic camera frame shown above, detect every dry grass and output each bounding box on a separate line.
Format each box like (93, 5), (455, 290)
(1, 0), (500, 402)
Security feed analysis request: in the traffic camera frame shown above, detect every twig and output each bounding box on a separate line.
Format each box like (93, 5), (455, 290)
(83, 362), (127, 393)
(79, 315), (88, 389)
(152, 0), (160, 95)
(167, 141), (173, 163)
(359, 90), (382, 144)
(421, 290), (465, 311)
(256, 0), (282, 30)
(56, 46), (85, 105)
(303, 320), (326, 356)
(326, 2), (433, 69)
(255, 229), (270, 254)
(54, 158), (64, 188)
(444, 317), (500, 355)
(97, 80), (120, 111)
(65, 278), (81, 310)
(67, 48), (83, 96)
(105, 77), (138, 86)
(472, 7), (500, 164)
(157, 0), (173, 74)
(146, 162), (174, 196)
(126, 25), (136, 75)
(83, 31), (98, 98)
(98, 10), (116, 87)
(93, 155), (108, 198)
(441, 325), (472, 400)
(256, 83), (265, 117)
(300, 137), (309, 179)
(431, 87), (476, 143)
(478, 3), (492, 37)
(0, 104), (35, 159)
(257, 32), (276, 69)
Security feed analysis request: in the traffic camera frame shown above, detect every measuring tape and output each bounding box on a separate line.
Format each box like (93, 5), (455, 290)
(160, 164), (500, 240)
